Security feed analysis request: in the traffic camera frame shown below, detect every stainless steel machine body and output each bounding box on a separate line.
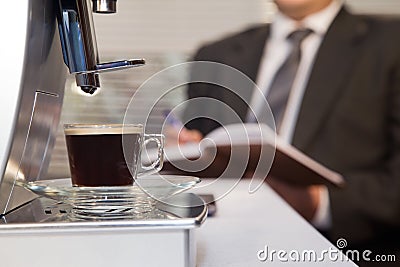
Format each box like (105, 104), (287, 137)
(0, 0), (145, 217)
(0, 2), (205, 266)
(0, 0), (67, 216)
(0, 194), (206, 267)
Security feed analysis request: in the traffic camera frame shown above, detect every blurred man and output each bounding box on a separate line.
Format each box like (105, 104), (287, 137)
(182, 0), (400, 265)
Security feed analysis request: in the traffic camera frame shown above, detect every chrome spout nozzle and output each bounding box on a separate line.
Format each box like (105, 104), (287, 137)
(76, 59), (145, 94)
(92, 0), (117, 14)
(76, 73), (100, 94)
(57, 0), (144, 94)
(80, 86), (98, 95)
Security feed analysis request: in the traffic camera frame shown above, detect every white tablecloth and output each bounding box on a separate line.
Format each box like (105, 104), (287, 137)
(194, 179), (357, 266)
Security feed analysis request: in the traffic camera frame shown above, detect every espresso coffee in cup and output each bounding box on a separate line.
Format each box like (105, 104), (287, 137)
(64, 124), (163, 187)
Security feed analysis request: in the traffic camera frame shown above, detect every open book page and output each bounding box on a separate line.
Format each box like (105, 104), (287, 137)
(145, 123), (272, 163)
(147, 123), (345, 187)
(203, 123), (276, 145)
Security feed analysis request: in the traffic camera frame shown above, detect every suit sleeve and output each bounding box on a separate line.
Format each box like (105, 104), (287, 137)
(328, 51), (400, 245)
(183, 46), (224, 136)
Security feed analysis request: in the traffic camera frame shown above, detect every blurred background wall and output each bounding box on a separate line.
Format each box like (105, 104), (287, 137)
(93, 0), (400, 55)
(47, 0), (400, 178)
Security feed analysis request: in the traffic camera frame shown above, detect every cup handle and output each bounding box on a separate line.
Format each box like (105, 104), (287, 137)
(138, 134), (164, 177)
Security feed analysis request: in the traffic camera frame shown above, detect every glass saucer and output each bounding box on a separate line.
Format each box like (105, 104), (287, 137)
(16, 175), (200, 219)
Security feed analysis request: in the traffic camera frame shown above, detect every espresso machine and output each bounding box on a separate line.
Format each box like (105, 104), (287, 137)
(0, 1), (206, 266)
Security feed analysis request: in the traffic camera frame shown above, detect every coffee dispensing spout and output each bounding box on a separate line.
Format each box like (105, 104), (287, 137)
(92, 0), (117, 13)
(57, 0), (144, 94)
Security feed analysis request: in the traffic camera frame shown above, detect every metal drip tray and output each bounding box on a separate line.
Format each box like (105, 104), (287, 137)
(0, 193), (207, 267)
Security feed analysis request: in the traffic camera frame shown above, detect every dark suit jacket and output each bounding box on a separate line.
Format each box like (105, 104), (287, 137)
(184, 7), (400, 248)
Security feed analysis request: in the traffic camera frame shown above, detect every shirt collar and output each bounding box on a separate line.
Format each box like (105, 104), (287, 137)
(271, 0), (343, 40)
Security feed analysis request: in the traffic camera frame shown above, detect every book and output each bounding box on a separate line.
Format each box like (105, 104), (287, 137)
(147, 123), (345, 188)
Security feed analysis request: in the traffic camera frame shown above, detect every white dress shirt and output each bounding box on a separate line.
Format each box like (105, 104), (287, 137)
(247, 0), (343, 229)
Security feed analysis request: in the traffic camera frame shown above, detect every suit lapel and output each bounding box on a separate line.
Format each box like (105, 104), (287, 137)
(236, 25), (270, 83)
(292, 8), (369, 151)
(226, 26), (270, 120)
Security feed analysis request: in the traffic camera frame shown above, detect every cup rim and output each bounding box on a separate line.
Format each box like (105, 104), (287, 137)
(64, 123), (143, 135)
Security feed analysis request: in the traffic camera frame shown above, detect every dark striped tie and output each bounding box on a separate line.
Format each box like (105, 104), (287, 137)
(266, 28), (313, 131)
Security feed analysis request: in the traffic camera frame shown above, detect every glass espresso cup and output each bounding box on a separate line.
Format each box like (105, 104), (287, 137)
(64, 124), (164, 187)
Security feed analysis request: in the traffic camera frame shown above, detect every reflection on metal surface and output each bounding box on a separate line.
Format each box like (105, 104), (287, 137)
(0, 193), (207, 228)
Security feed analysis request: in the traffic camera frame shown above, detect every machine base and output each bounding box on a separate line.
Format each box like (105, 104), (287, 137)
(0, 193), (207, 267)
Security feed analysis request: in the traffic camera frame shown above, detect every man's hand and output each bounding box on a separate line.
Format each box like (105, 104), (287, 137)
(178, 128), (203, 144)
(266, 177), (322, 221)
(164, 127), (203, 146)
